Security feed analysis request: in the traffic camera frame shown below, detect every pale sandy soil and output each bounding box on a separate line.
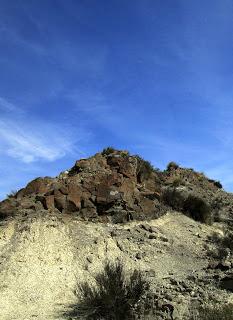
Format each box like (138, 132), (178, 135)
(0, 212), (232, 320)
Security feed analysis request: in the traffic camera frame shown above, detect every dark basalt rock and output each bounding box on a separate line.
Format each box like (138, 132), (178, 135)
(1, 149), (232, 224)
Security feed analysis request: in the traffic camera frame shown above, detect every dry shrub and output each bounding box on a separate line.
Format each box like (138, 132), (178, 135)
(135, 155), (155, 182)
(162, 189), (212, 224)
(64, 260), (151, 320)
(190, 303), (233, 320)
(161, 188), (184, 211)
(102, 147), (116, 156)
(183, 195), (212, 224)
(166, 161), (179, 171)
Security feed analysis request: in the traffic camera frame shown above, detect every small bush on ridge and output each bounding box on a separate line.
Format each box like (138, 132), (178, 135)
(166, 161), (179, 171)
(64, 260), (150, 320)
(162, 189), (212, 224)
(208, 179), (223, 189)
(6, 190), (17, 198)
(168, 177), (184, 188)
(183, 195), (212, 224)
(135, 155), (155, 182)
(162, 188), (184, 211)
(102, 147), (116, 156)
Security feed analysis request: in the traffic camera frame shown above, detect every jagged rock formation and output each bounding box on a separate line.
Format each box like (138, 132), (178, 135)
(1, 149), (232, 224)
(0, 149), (233, 320)
(1, 150), (163, 223)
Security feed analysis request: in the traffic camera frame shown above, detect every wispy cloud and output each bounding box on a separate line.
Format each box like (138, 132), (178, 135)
(0, 121), (73, 163)
(0, 96), (22, 113)
(0, 97), (82, 163)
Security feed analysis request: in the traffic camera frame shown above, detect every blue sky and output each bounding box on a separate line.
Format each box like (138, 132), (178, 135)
(0, 0), (233, 199)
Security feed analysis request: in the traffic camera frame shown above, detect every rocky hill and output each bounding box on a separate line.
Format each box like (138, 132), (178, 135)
(0, 148), (232, 319)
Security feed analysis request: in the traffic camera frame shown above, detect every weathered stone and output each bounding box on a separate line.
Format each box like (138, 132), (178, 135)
(58, 185), (69, 195)
(54, 194), (67, 212)
(80, 207), (97, 218)
(135, 252), (142, 259)
(96, 183), (121, 205)
(22, 177), (53, 196)
(3, 148), (227, 225)
(86, 255), (93, 263)
(149, 234), (157, 239)
(45, 195), (55, 210)
(20, 198), (36, 210)
(107, 155), (137, 178)
(0, 199), (17, 218)
(35, 195), (47, 209)
(67, 193), (81, 211)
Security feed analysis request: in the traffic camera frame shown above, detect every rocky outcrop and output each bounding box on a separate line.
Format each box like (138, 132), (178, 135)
(1, 149), (232, 224)
(0, 151), (165, 222)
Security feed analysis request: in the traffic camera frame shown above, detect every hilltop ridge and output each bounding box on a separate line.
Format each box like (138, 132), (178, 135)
(0, 148), (232, 225)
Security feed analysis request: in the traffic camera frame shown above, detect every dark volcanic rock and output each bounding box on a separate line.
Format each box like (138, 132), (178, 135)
(1, 149), (232, 224)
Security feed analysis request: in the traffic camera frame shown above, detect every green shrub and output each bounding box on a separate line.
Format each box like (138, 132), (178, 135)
(213, 180), (223, 189)
(102, 147), (116, 156)
(183, 195), (212, 224)
(162, 189), (212, 224)
(161, 188), (184, 211)
(166, 161), (179, 171)
(208, 179), (223, 189)
(169, 177), (184, 188)
(222, 230), (233, 251)
(64, 260), (150, 320)
(135, 155), (155, 182)
(190, 303), (233, 320)
(6, 190), (17, 198)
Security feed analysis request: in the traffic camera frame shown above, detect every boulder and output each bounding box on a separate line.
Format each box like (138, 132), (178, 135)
(22, 177), (53, 196)
(0, 198), (17, 218)
(45, 195), (55, 210)
(107, 155), (137, 178)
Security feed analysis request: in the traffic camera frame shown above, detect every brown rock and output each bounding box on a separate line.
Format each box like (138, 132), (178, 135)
(119, 179), (136, 206)
(80, 207), (97, 218)
(96, 181), (121, 204)
(45, 195), (55, 210)
(22, 177), (53, 196)
(54, 194), (67, 212)
(0, 198), (17, 218)
(107, 155), (136, 178)
(20, 198), (35, 209)
(59, 185), (69, 195)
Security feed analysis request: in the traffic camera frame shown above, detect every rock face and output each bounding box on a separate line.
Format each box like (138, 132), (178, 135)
(0, 151), (165, 223)
(1, 149), (233, 224)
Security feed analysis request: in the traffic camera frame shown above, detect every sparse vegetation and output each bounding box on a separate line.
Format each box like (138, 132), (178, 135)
(64, 260), (151, 320)
(166, 161), (179, 171)
(6, 190), (17, 198)
(168, 177), (184, 188)
(183, 195), (212, 224)
(190, 303), (233, 320)
(207, 178), (223, 189)
(214, 180), (223, 188)
(162, 189), (212, 224)
(135, 155), (155, 182)
(207, 226), (233, 259)
(102, 147), (116, 156)
(221, 229), (233, 251)
(162, 188), (184, 211)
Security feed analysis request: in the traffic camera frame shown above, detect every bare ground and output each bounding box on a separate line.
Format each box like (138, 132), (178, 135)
(0, 212), (232, 319)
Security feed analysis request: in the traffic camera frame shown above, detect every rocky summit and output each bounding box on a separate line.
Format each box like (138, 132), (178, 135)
(0, 148), (233, 319)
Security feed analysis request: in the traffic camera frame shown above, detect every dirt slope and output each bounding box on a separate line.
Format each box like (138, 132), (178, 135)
(0, 211), (232, 320)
